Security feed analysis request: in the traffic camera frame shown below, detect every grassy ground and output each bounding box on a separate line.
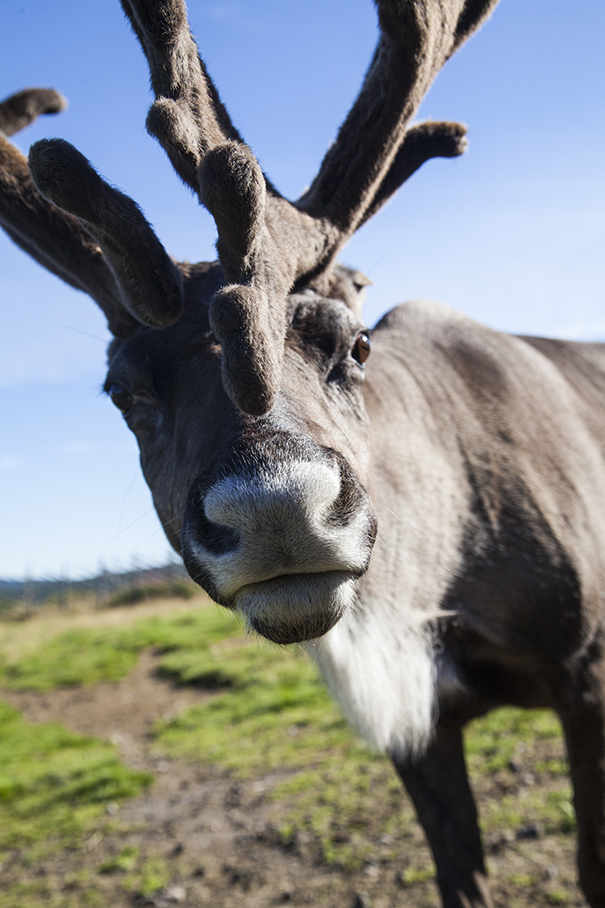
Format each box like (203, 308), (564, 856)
(0, 596), (585, 907)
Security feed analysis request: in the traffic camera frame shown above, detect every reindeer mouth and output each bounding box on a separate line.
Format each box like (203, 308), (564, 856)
(181, 444), (377, 644)
(234, 570), (357, 644)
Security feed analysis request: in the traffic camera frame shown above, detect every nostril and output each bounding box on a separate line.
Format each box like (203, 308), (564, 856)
(185, 456), (361, 564)
(325, 458), (367, 527)
(203, 485), (242, 529)
(186, 504), (240, 556)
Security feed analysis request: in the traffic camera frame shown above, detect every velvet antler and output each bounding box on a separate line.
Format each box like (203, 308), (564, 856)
(118, 0), (341, 414)
(28, 138), (184, 328)
(0, 88), (136, 338)
(0, 2), (501, 414)
(115, 0), (498, 414)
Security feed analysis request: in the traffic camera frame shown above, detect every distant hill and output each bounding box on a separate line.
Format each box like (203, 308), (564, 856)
(0, 561), (191, 609)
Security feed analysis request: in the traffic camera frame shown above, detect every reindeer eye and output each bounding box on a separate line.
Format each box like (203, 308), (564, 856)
(352, 333), (371, 365)
(108, 383), (134, 415)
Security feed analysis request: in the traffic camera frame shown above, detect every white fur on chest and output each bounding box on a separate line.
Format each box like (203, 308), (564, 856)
(305, 597), (437, 760)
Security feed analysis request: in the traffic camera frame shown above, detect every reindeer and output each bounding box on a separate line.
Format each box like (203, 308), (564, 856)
(1, 1), (604, 905)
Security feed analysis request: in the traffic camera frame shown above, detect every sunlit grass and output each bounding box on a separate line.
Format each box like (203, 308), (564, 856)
(0, 701), (152, 851)
(465, 707), (563, 773)
(0, 596), (576, 883)
(0, 600), (241, 690)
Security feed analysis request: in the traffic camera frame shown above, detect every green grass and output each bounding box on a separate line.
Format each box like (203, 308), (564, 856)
(155, 641), (356, 773)
(0, 701), (152, 852)
(98, 845), (140, 873)
(547, 889), (570, 905)
(400, 867), (435, 886)
(464, 707), (575, 837)
(122, 856), (171, 896)
(0, 599), (577, 881)
(0, 603), (241, 690)
(155, 640), (577, 870)
(152, 629), (415, 870)
(465, 707), (563, 773)
(0, 627), (141, 690)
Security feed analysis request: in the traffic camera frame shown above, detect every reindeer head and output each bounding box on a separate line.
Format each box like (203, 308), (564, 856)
(0, 0), (499, 643)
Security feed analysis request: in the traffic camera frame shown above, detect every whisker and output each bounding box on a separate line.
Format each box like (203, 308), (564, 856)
(106, 507), (158, 544)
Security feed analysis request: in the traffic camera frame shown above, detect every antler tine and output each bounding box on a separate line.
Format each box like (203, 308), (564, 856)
(0, 90), (137, 339)
(358, 120), (468, 227)
(0, 88), (67, 138)
(0, 89), (182, 331)
(121, 0), (338, 415)
(120, 0), (243, 193)
(452, 0), (501, 52)
(298, 0), (500, 246)
(28, 138), (184, 328)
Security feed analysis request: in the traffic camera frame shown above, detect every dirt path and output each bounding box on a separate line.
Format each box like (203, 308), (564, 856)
(0, 647), (589, 908)
(2, 651), (427, 907)
(2, 649), (208, 769)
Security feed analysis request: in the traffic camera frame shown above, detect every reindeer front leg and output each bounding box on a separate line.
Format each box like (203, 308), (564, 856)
(392, 724), (493, 908)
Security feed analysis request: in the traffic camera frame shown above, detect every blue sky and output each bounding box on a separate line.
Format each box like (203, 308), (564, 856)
(1, 0), (604, 579)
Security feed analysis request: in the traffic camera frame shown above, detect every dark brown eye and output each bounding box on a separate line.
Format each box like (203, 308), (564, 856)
(352, 333), (371, 365)
(108, 383), (134, 415)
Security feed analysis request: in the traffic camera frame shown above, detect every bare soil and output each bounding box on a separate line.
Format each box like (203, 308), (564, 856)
(0, 648), (588, 908)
